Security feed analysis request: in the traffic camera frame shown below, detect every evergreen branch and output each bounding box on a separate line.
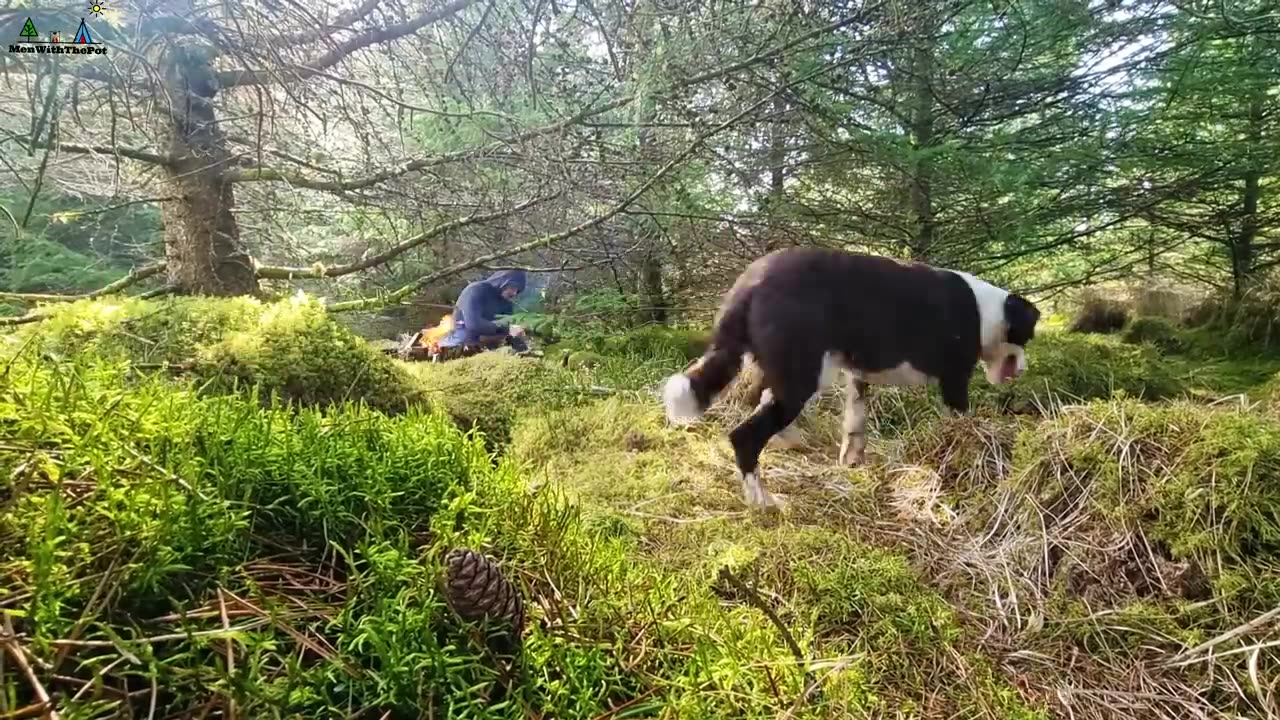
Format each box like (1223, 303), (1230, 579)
(215, 0), (478, 88)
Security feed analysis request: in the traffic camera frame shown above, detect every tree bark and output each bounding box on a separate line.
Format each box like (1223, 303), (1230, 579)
(907, 26), (937, 262)
(156, 44), (259, 296)
(1231, 92), (1265, 299)
(639, 248), (667, 323)
(634, 112), (669, 323)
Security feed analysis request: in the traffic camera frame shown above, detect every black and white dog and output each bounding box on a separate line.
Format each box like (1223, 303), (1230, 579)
(661, 247), (1042, 509)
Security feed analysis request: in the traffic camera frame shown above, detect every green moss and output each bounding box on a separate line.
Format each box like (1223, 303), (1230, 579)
(197, 296), (424, 414)
(1, 348), (897, 718)
(599, 325), (710, 361)
(6, 295), (425, 415)
(555, 324), (709, 362)
(504, 395), (1046, 718)
(406, 351), (596, 449)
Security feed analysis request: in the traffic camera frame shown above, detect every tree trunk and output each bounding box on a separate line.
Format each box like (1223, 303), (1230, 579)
(759, 56), (789, 254)
(639, 249), (667, 323)
(634, 115), (669, 323)
(1231, 93), (1264, 299)
(156, 44), (258, 296)
(907, 29), (937, 262)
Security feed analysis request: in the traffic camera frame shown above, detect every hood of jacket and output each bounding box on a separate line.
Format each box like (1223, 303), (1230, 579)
(483, 269), (527, 295)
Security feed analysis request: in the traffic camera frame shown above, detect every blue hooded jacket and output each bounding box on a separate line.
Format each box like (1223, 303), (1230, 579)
(439, 269), (528, 348)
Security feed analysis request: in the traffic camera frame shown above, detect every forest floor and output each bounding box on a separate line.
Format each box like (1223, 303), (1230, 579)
(2, 295), (1278, 719)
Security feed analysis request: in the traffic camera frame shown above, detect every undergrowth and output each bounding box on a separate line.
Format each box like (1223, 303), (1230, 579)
(7, 296), (1280, 719)
(0, 347), (896, 719)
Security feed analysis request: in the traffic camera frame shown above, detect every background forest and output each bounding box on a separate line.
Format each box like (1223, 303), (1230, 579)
(1, 0), (1276, 322)
(1, 0), (1279, 719)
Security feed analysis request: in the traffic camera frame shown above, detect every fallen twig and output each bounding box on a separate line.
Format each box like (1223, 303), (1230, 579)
(1, 616), (60, 720)
(716, 567), (819, 703)
(218, 589), (237, 720)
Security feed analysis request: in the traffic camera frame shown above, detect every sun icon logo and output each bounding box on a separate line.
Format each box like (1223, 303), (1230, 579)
(88, 3), (105, 15)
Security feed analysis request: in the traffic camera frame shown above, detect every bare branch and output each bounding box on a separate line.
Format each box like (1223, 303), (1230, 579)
(0, 264), (168, 304)
(6, 135), (175, 166)
(254, 194), (559, 280)
(328, 89), (780, 313)
(225, 7), (883, 192)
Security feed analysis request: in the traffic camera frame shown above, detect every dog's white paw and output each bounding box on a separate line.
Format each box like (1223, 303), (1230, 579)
(838, 437), (866, 466)
(741, 472), (784, 511)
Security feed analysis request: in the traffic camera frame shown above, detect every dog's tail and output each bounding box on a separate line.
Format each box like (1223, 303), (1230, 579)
(662, 289), (753, 425)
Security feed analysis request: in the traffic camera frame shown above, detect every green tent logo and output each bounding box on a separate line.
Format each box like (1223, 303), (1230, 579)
(20, 17), (38, 39)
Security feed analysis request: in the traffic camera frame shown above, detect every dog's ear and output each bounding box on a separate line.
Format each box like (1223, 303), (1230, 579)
(1005, 294), (1039, 324)
(1004, 294), (1040, 344)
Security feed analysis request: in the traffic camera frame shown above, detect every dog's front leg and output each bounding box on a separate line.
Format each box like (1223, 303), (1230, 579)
(940, 375), (971, 418)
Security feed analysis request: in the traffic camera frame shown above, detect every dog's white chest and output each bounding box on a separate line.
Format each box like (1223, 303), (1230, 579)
(856, 361), (931, 387)
(819, 353), (932, 389)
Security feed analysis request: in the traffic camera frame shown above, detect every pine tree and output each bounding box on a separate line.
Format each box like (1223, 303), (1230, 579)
(20, 18), (38, 39)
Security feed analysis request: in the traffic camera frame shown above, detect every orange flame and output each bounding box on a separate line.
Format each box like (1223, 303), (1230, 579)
(419, 314), (454, 354)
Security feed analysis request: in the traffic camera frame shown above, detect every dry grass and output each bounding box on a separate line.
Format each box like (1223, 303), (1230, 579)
(877, 400), (1280, 720)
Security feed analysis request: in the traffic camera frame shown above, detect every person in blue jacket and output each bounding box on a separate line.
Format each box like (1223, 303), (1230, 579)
(436, 269), (529, 357)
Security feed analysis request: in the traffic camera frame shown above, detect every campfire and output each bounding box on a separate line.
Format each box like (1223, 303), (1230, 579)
(419, 314), (454, 355)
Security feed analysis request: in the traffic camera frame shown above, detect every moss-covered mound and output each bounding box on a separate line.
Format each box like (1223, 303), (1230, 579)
(977, 331), (1183, 409)
(1014, 400), (1280, 607)
(405, 351), (598, 449)
(1069, 294), (1131, 334)
(1122, 315), (1189, 354)
(5, 295), (425, 415)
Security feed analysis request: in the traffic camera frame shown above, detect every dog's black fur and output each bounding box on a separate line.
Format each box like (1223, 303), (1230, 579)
(662, 247), (1041, 508)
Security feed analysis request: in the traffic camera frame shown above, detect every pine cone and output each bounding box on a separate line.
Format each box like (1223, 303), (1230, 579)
(442, 547), (526, 640)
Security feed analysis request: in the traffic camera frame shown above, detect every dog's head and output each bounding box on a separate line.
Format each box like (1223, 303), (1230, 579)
(979, 292), (1041, 385)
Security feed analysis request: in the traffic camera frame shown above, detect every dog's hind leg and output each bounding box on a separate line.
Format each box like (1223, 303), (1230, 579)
(839, 376), (871, 466)
(758, 388), (806, 450)
(768, 352), (842, 451)
(729, 362), (819, 509)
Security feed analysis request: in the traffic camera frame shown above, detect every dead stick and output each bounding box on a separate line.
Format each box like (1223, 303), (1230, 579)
(1, 617), (60, 720)
(218, 589), (236, 720)
(716, 567), (819, 701)
(1, 702), (55, 720)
